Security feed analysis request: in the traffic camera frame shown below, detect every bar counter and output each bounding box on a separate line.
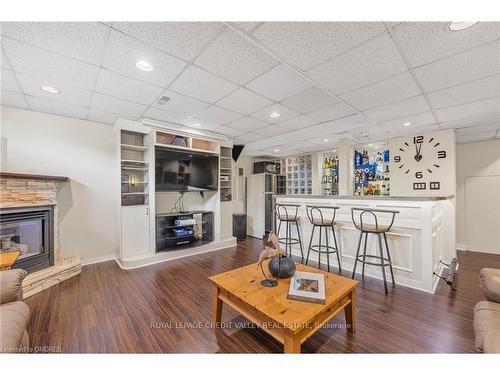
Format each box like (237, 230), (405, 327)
(275, 195), (456, 293)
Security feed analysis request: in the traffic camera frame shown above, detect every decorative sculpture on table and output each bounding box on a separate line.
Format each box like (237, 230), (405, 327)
(258, 232), (296, 287)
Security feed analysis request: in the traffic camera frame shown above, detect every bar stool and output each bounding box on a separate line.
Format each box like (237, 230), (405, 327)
(350, 208), (399, 294)
(275, 204), (304, 263)
(305, 205), (341, 273)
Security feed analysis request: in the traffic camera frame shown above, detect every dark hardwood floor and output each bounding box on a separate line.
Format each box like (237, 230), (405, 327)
(25, 238), (500, 353)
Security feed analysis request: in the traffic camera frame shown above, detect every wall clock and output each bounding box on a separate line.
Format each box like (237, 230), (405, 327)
(389, 129), (456, 197)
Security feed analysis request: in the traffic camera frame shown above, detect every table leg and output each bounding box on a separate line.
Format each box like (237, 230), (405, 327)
(345, 289), (356, 333)
(284, 331), (301, 354)
(212, 285), (222, 325)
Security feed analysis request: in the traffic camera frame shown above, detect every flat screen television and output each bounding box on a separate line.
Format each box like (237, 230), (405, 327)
(155, 147), (219, 192)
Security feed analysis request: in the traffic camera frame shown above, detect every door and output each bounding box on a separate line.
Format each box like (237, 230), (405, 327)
(466, 176), (500, 254)
(121, 206), (151, 258)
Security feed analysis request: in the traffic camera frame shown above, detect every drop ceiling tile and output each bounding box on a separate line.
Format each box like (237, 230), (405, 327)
(277, 115), (316, 130)
(216, 87), (272, 114)
(111, 22), (224, 61)
(87, 109), (118, 124)
(213, 126), (246, 137)
(439, 112), (500, 130)
(313, 114), (373, 134)
(1, 69), (21, 93)
(91, 93), (146, 118)
(307, 136), (340, 146)
(380, 111), (436, 131)
(26, 95), (88, 119)
(340, 72), (421, 111)
(0, 90), (28, 108)
(435, 97), (500, 123)
(363, 95), (430, 122)
(102, 30), (186, 88)
(427, 74), (500, 109)
(16, 72), (92, 107)
(307, 33), (408, 94)
(233, 22), (261, 32)
(2, 37), (100, 90)
(245, 64), (313, 101)
(281, 86), (338, 113)
(253, 125), (288, 137)
(392, 22), (500, 68)
(152, 89), (209, 115)
(307, 102), (356, 122)
(194, 29), (278, 85)
(414, 40), (500, 92)
(251, 103), (300, 123)
(143, 107), (192, 124)
(1, 48), (13, 70)
(227, 116), (268, 131)
(95, 69), (163, 105)
(195, 105), (243, 125)
(169, 65), (237, 103)
(456, 123), (500, 136)
(253, 22), (386, 71)
(233, 132), (266, 143)
(1, 22), (110, 65)
(456, 132), (497, 143)
(183, 117), (221, 131)
(282, 140), (318, 150)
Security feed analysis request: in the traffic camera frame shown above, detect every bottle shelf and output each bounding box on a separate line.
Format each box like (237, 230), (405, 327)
(121, 144), (148, 152)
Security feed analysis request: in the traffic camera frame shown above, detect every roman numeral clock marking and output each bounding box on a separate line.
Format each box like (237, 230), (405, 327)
(392, 135), (447, 191)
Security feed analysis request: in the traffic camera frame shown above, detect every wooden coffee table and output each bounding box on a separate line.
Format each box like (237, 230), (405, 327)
(209, 261), (359, 353)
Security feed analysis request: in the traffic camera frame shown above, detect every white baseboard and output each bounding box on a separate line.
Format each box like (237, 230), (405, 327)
(456, 243), (467, 251)
(81, 253), (116, 266)
(115, 236), (237, 270)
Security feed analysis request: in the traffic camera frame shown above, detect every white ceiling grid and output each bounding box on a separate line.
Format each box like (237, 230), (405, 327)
(0, 21), (499, 158)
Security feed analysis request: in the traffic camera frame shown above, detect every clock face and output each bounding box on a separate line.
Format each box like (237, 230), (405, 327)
(389, 129), (455, 196)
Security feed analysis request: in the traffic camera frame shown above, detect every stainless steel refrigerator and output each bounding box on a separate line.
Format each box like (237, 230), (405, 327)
(247, 173), (286, 239)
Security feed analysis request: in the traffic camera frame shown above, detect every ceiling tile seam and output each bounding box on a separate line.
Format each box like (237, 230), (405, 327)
(335, 70), (413, 96)
(301, 29), (390, 74)
(86, 26), (112, 120)
(432, 94), (500, 112)
(0, 34), (107, 71)
(422, 72), (500, 96)
(410, 36), (500, 70)
(1, 43), (29, 109)
(384, 23), (440, 127)
(224, 22), (383, 133)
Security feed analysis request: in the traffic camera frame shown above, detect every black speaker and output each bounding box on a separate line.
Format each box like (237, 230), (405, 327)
(232, 145), (245, 162)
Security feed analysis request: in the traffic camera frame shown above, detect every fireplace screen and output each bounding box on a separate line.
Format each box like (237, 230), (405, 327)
(0, 206), (54, 273)
(1, 218), (44, 259)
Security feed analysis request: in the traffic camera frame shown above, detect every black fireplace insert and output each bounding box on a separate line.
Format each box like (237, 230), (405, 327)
(0, 205), (54, 273)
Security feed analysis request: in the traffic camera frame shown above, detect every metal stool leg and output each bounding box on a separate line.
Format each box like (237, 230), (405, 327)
(352, 231), (363, 279)
(332, 225), (341, 273)
(377, 233), (388, 294)
(361, 232), (368, 280)
(277, 220), (282, 242)
(285, 221), (290, 257)
(383, 233), (395, 285)
(295, 220), (304, 263)
(305, 225), (315, 266)
(318, 223), (322, 271)
(325, 226), (331, 273)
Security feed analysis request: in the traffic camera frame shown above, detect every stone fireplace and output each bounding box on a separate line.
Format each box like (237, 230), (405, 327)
(0, 172), (81, 297)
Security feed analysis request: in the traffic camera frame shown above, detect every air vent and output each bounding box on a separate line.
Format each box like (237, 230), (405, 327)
(156, 96), (170, 105)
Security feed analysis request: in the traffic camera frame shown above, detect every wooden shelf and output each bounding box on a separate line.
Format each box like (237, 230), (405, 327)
(121, 192), (148, 196)
(121, 144), (148, 152)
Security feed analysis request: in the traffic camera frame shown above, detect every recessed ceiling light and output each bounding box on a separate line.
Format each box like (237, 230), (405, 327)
(323, 138), (329, 142)
(40, 85), (59, 94)
(136, 60), (154, 72)
(368, 144), (373, 147)
(192, 123), (202, 127)
(273, 148), (280, 152)
(270, 112), (280, 119)
(449, 22), (479, 31)
(403, 122), (411, 127)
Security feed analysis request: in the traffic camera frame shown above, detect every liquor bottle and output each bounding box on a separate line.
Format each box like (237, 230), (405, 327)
(324, 157), (329, 169)
(374, 184), (381, 195)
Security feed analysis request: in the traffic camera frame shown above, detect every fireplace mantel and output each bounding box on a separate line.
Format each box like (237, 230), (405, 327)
(0, 172), (69, 182)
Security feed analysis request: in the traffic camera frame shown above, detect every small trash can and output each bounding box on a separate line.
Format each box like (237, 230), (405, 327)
(233, 213), (247, 241)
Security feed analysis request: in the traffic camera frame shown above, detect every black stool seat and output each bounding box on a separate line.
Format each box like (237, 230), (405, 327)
(275, 204), (304, 262)
(350, 208), (399, 294)
(305, 205), (341, 273)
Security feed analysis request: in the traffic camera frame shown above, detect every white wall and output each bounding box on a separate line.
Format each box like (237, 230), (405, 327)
(1, 106), (118, 262)
(232, 154), (254, 214)
(456, 138), (500, 249)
